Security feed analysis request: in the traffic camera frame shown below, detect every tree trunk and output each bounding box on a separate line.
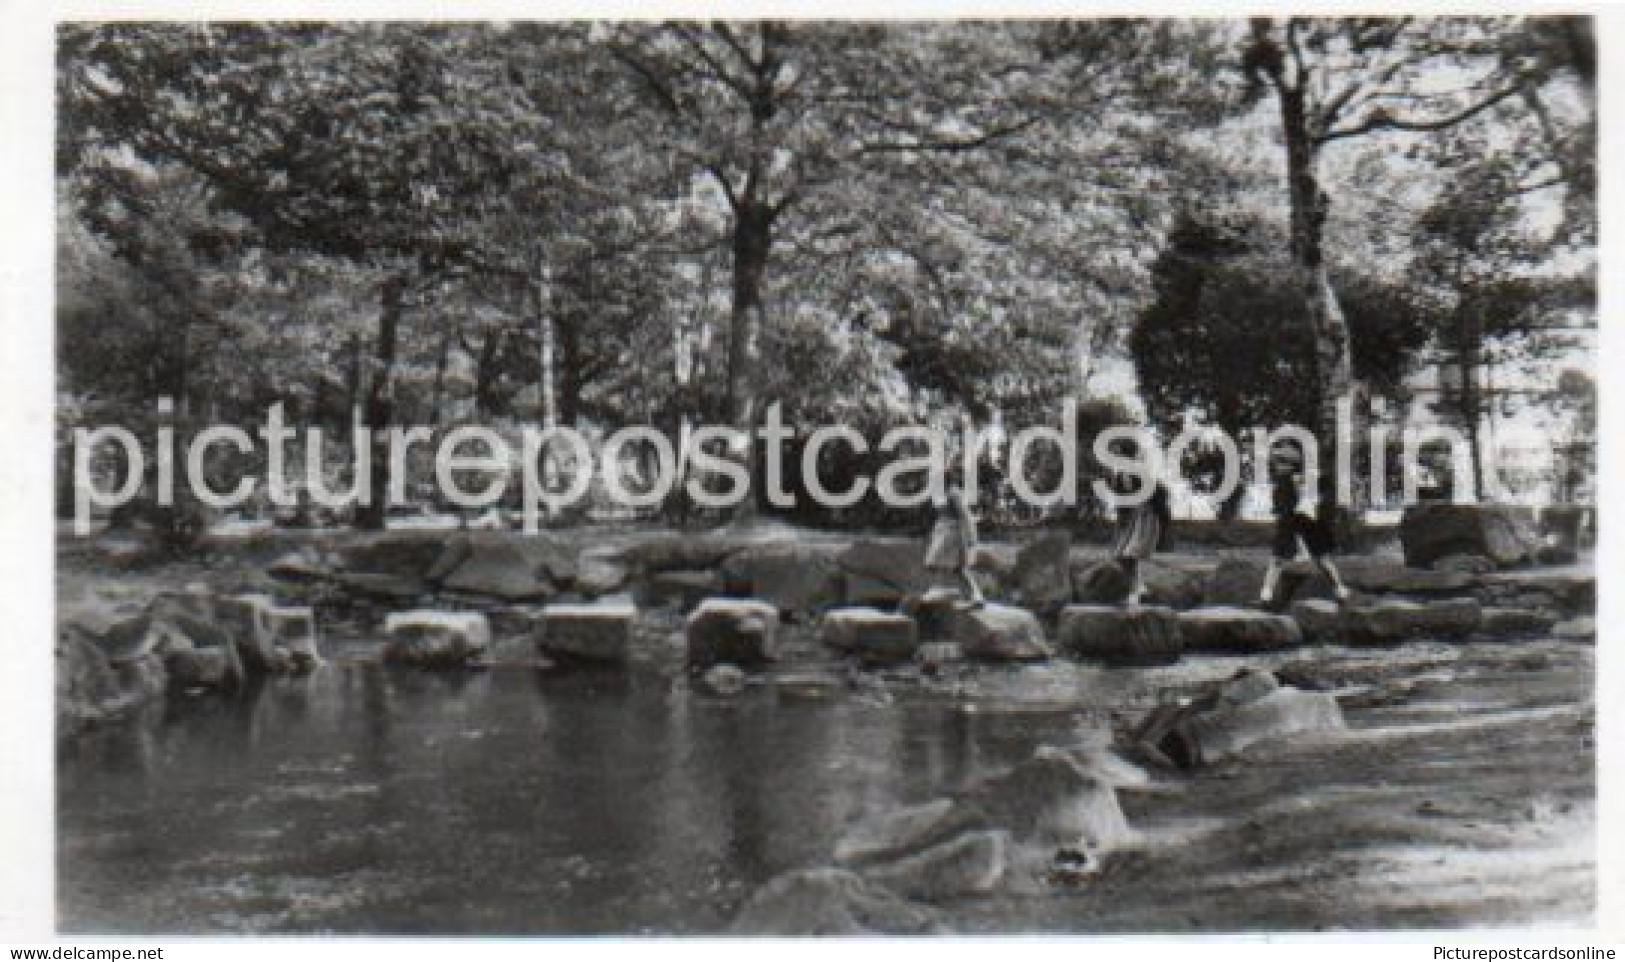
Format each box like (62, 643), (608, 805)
(354, 274), (405, 530)
(727, 202), (772, 428)
(725, 200), (774, 517)
(1461, 314), (1485, 500)
(473, 328), (505, 417)
(1279, 83), (1361, 532)
(533, 269), (557, 429)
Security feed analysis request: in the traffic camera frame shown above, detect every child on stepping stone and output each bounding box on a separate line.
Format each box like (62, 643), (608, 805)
(1107, 461), (1172, 606)
(1259, 443), (1351, 608)
(925, 470), (985, 607)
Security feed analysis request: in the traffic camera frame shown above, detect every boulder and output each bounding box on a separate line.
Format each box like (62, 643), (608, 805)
(1179, 607), (1303, 652)
(862, 830), (1008, 901)
(820, 607), (919, 664)
(535, 602), (635, 665)
(1399, 503), (1540, 569)
(699, 663), (748, 696)
(217, 595), (319, 673)
(1056, 605), (1182, 666)
(952, 603), (1051, 662)
(1073, 559), (1132, 604)
(1142, 562), (1206, 609)
(835, 799), (989, 868)
(573, 550), (631, 598)
(720, 545), (844, 617)
(686, 599), (779, 667)
(382, 610), (491, 668)
(1176, 687), (1345, 765)
(1005, 533), (1073, 615)
(1478, 607), (1560, 639)
(1340, 597), (1482, 645)
(436, 535), (575, 601)
(56, 625), (163, 736)
(728, 867), (937, 936)
(633, 570), (718, 611)
(957, 747), (1134, 856)
(838, 539), (928, 607)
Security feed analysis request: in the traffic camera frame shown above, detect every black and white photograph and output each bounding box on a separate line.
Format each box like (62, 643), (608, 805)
(2, 6), (1612, 944)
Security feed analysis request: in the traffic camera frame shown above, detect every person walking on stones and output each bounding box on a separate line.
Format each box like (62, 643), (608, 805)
(1259, 442), (1352, 608)
(1109, 466), (1172, 607)
(925, 469), (986, 607)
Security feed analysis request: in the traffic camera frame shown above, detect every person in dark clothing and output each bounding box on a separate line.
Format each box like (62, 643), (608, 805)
(1259, 444), (1351, 607)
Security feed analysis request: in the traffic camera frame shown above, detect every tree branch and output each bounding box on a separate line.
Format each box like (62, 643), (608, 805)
(1318, 80), (1525, 143)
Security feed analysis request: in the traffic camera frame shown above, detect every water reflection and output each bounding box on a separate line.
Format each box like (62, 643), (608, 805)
(60, 657), (1092, 934)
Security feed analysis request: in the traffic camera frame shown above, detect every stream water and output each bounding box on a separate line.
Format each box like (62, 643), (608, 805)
(58, 656), (1092, 934)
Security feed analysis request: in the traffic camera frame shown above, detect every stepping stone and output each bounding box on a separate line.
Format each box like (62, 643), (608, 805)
(220, 595), (321, 671)
(1073, 559), (1133, 604)
(1179, 607), (1302, 652)
(1340, 598), (1481, 646)
(820, 607), (919, 664)
(1057, 605), (1182, 666)
(1400, 503), (1540, 569)
(382, 610), (490, 668)
(535, 602), (635, 665)
(686, 598), (779, 667)
(958, 746), (1134, 855)
(952, 603), (1051, 662)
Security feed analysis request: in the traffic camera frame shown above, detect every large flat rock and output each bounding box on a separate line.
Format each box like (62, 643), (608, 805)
(952, 603), (1051, 662)
(1179, 607), (1302, 652)
(1339, 597), (1482, 645)
(383, 610), (491, 668)
(1057, 604), (1182, 666)
(820, 607), (919, 664)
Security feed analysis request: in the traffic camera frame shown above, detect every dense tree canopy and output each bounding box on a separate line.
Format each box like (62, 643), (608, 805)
(55, 18), (1597, 525)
